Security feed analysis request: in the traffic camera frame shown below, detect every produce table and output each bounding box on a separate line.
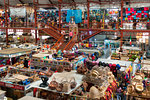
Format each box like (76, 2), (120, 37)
(31, 70), (83, 94)
(141, 59), (150, 71)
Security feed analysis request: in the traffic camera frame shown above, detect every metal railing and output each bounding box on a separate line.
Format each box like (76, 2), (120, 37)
(51, 35), (64, 50)
(0, 21), (149, 30)
(63, 34), (76, 51)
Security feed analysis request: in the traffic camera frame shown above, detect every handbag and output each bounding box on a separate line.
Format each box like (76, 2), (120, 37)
(56, 83), (63, 92)
(65, 65), (72, 72)
(70, 77), (77, 89)
(57, 65), (64, 72)
(61, 78), (71, 92)
(49, 77), (58, 90)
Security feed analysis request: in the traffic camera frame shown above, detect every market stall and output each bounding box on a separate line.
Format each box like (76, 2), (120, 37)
(31, 53), (86, 70)
(70, 64), (117, 100)
(126, 71), (150, 99)
(31, 53), (50, 69)
(116, 46), (142, 55)
(114, 46), (142, 62)
(0, 48), (31, 66)
(0, 66), (40, 99)
(30, 70), (83, 99)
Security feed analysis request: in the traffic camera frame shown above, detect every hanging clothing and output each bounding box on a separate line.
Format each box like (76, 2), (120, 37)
(66, 10), (82, 23)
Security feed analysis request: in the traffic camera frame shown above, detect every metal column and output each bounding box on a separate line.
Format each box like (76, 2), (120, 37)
(59, 4), (61, 32)
(4, 0), (8, 45)
(87, 0), (90, 38)
(34, 0), (37, 44)
(120, 0), (124, 51)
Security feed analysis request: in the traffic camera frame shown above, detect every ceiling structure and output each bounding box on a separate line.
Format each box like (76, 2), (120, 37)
(0, 0), (150, 9)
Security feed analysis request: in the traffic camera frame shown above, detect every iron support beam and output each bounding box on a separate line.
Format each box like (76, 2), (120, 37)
(120, 0), (124, 51)
(59, 4), (61, 32)
(87, 0), (90, 36)
(4, 0), (8, 45)
(33, 0), (37, 44)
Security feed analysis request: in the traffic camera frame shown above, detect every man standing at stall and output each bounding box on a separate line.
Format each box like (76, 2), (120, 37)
(24, 58), (28, 68)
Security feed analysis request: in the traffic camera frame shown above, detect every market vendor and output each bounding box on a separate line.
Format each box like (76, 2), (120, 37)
(24, 58), (29, 68)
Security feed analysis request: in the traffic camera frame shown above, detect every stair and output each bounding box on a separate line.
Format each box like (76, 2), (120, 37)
(57, 35), (77, 51)
(41, 28), (62, 40)
(51, 35), (64, 50)
(65, 41), (76, 50)
(57, 42), (69, 51)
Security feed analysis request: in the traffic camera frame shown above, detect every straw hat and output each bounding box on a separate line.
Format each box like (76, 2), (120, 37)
(135, 83), (144, 92)
(132, 75), (143, 84)
(89, 86), (101, 99)
(127, 85), (134, 94)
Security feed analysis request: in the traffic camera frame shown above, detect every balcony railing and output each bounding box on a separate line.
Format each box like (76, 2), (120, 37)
(0, 21), (149, 30)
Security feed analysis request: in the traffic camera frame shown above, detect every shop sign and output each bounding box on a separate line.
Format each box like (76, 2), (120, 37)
(0, 81), (24, 91)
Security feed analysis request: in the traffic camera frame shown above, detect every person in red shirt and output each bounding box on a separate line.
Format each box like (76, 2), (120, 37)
(69, 31), (73, 40)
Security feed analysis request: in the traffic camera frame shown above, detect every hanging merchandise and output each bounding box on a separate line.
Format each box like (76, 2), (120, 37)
(124, 7), (149, 21)
(10, 7), (26, 17)
(66, 10), (82, 23)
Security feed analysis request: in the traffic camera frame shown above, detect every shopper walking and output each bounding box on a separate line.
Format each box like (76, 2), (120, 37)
(69, 31), (73, 40)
